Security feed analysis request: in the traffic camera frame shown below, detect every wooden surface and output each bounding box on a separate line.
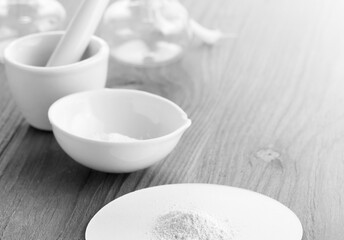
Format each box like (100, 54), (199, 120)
(1, 0), (344, 239)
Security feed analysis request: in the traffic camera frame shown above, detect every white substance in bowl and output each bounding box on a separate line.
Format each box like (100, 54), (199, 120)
(91, 132), (138, 142)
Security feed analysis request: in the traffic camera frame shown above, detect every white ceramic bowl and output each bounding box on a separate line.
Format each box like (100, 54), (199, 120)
(48, 89), (192, 173)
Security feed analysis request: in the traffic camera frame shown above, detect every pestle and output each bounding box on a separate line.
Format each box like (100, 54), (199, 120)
(46, 0), (110, 67)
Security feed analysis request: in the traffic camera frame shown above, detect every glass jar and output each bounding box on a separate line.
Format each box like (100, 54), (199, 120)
(0, 0), (66, 59)
(99, 0), (190, 67)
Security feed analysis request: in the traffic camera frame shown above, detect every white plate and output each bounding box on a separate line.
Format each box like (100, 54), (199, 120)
(86, 184), (303, 240)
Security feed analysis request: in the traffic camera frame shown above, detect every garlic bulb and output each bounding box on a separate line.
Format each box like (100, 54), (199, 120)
(99, 0), (225, 67)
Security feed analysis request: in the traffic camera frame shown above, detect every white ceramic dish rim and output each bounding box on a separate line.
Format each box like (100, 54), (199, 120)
(3, 31), (109, 73)
(48, 88), (192, 146)
(85, 183), (303, 240)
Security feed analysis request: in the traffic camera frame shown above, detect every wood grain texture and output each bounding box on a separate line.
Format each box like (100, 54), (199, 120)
(1, 0), (344, 239)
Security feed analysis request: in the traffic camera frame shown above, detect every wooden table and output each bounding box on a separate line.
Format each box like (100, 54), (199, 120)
(1, 0), (344, 239)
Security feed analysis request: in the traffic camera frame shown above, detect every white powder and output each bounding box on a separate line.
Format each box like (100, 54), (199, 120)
(91, 132), (138, 142)
(152, 211), (236, 240)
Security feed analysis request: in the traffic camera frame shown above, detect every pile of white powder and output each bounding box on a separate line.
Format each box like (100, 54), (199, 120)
(152, 210), (236, 240)
(90, 132), (139, 142)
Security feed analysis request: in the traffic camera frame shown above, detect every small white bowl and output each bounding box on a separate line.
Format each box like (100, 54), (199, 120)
(48, 89), (192, 173)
